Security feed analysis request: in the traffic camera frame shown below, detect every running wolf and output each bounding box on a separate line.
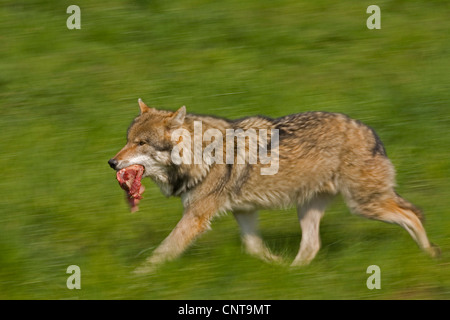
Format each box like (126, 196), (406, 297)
(108, 99), (440, 273)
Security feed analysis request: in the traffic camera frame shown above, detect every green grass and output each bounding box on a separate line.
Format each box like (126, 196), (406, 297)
(0, 0), (449, 299)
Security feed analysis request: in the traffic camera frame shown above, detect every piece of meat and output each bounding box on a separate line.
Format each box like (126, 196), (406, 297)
(116, 165), (145, 212)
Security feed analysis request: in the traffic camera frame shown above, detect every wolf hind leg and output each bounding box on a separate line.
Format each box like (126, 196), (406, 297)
(344, 189), (440, 258)
(233, 210), (282, 263)
(291, 194), (333, 267)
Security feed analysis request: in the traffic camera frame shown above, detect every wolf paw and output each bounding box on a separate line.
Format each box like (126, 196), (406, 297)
(428, 243), (441, 259)
(133, 263), (158, 275)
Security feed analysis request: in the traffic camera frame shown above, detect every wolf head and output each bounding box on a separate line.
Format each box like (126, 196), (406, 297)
(108, 99), (187, 196)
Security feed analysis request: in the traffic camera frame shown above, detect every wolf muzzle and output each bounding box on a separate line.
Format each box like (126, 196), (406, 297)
(108, 158), (118, 170)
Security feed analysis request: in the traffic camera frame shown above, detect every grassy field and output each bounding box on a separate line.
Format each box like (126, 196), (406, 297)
(0, 0), (449, 299)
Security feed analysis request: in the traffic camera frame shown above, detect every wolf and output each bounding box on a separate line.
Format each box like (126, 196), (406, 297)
(108, 99), (440, 273)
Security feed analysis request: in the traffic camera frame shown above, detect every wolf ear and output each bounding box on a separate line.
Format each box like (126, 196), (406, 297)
(138, 98), (151, 114)
(169, 106), (186, 128)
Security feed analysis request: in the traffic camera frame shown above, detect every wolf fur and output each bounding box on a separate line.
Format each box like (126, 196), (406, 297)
(109, 99), (439, 273)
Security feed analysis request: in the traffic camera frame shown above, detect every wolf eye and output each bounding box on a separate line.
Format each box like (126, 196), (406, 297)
(138, 140), (146, 146)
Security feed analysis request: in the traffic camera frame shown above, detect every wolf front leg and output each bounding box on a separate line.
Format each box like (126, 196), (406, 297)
(134, 198), (219, 274)
(233, 210), (282, 263)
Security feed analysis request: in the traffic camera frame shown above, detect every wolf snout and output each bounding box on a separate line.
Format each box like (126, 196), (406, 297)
(108, 158), (118, 170)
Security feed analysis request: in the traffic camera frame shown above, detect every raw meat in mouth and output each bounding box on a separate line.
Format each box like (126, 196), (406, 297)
(116, 165), (145, 212)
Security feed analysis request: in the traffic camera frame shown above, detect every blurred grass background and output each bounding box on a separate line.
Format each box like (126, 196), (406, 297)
(0, 0), (449, 299)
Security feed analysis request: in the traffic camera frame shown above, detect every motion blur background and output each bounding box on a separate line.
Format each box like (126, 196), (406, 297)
(1, 0), (449, 299)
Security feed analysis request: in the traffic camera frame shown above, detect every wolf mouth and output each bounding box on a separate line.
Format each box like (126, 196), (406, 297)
(116, 164), (145, 212)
